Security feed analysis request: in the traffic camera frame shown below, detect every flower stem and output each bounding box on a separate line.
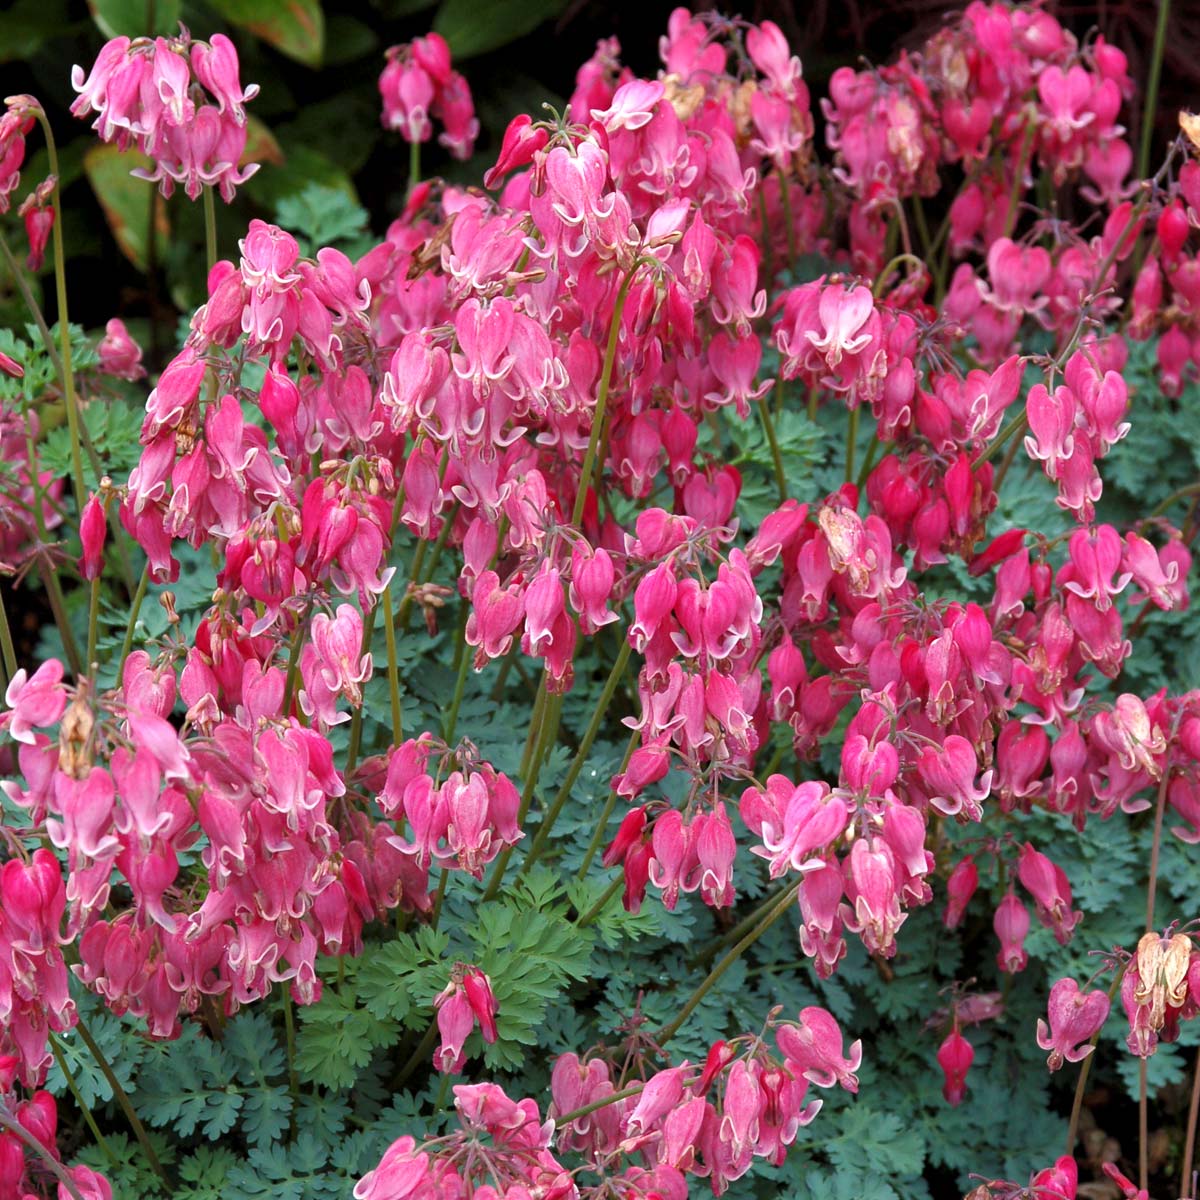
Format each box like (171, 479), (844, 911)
(0, 1108), (87, 1200)
(408, 137), (421, 198)
(1003, 117), (1035, 240)
(556, 1082), (644, 1126)
(757, 396), (787, 503)
(688, 877), (796, 969)
(281, 983), (299, 1108)
(777, 172), (798, 266)
(34, 112), (86, 516)
(203, 184), (218, 274)
(1065, 962), (1129, 1155)
(1138, 0), (1172, 183)
(1180, 1045), (1200, 1199)
(345, 602), (379, 776)
(519, 640), (632, 878)
(441, 603), (472, 744)
(657, 880), (800, 1046)
(572, 267), (638, 528)
(845, 405), (859, 483)
(574, 874), (623, 927)
(1145, 768), (1169, 932)
(50, 1035), (120, 1172)
(395, 1021), (438, 1088)
(117, 564), (150, 681)
(575, 730), (637, 882)
(430, 867), (450, 930)
(0, 586), (17, 682)
(75, 1015), (168, 1183)
(382, 580), (403, 742)
(482, 677), (561, 902)
(1138, 768), (1171, 1191)
(86, 575), (101, 672)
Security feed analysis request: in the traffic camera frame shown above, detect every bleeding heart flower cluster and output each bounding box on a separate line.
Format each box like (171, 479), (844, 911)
(379, 33), (478, 162)
(70, 28), (259, 201)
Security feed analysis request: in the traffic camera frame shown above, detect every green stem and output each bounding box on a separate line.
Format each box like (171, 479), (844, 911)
(573, 268), (638, 528)
(1140, 1058), (1149, 1193)
(408, 137), (422, 197)
(430, 867), (450, 930)
(1003, 117), (1035, 240)
(575, 731), (637, 882)
(1138, 0), (1172, 183)
(845, 405), (859, 483)
(656, 881), (800, 1045)
(281, 984), (299, 1109)
(574, 874), (623, 927)
(203, 184), (218, 274)
(38, 560), (83, 678)
(50, 1035), (120, 1171)
(117, 564), (151, 682)
(345, 603), (379, 776)
(85, 575), (101, 672)
(0, 1109), (87, 1200)
(382, 581), (403, 742)
(872, 253), (925, 299)
(1180, 1045), (1200, 1200)
(855, 432), (882, 492)
(34, 112), (86, 516)
(556, 1083), (644, 1126)
(482, 680), (561, 901)
(757, 187), (775, 285)
(689, 877), (797, 969)
(777, 172), (798, 267)
(519, 640), (632, 877)
(1149, 481), (1200, 519)
(442, 606), (472, 744)
(757, 396), (787, 503)
(75, 1016), (168, 1183)
(394, 1021), (438, 1088)
(979, 408), (1027, 466)
(1065, 961), (1129, 1155)
(0, 586), (17, 682)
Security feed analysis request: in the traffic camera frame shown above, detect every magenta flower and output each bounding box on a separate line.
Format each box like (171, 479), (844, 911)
(1036, 977), (1111, 1071)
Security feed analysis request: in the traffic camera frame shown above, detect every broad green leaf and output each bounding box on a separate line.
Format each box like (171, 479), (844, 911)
(82, 142), (169, 271)
(207, 0), (324, 66)
(434, 0), (567, 59)
(88, 0), (181, 38)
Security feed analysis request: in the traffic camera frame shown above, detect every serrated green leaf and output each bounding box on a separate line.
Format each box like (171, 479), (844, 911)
(296, 986), (399, 1090)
